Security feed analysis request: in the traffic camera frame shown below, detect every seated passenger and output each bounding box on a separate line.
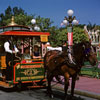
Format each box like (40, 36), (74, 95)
(32, 45), (41, 59)
(22, 47), (31, 59)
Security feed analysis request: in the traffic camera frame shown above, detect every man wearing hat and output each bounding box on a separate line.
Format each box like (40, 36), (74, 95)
(4, 37), (19, 81)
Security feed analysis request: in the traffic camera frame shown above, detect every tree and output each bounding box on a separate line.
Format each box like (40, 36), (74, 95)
(0, 6), (27, 26)
(87, 22), (96, 31)
(51, 26), (89, 47)
(48, 26), (60, 46)
(0, 6), (53, 31)
(13, 7), (25, 16)
(14, 14), (33, 26)
(56, 27), (67, 46)
(35, 16), (53, 32)
(5, 6), (12, 19)
(73, 26), (88, 43)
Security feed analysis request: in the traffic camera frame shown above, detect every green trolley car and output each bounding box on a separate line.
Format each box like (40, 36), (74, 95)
(0, 17), (50, 88)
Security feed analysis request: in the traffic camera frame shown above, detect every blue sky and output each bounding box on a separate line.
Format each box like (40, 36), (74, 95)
(0, 0), (100, 27)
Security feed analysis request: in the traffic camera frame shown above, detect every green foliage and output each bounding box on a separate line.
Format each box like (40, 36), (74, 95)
(48, 26), (59, 46)
(87, 22), (96, 31)
(48, 26), (89, 47)
(35, 16), (53, 32)
(13, 7), (25, 16)
(73, 26), (88, 43)
(56, 28), (67, 46)
(14, 14), (33, 26)
(0, 6), (53, 32)
(0, 6), (27, 26)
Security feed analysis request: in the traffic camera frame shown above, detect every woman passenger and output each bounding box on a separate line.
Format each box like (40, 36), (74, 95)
(32, 45), (41, 59)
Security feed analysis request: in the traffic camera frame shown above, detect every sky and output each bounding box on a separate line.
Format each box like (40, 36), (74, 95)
(0, 0), (100, 27)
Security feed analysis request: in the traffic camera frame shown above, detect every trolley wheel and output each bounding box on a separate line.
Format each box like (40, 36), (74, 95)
(16, 81), (22, 91)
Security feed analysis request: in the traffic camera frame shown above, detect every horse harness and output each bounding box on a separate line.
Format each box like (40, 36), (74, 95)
(51, 53), (81, 76)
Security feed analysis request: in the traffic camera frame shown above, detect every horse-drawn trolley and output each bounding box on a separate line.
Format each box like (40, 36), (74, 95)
(0, 17), (50, 88)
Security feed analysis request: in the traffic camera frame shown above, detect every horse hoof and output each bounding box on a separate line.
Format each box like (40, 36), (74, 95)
(50, 94), (54, 99)
(64, 96), (68, 100)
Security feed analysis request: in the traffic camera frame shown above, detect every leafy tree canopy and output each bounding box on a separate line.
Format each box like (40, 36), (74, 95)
(49, 26), (89, 47)
(73, 26), (88, 43)
(0, 6), (26, 26)
(0, 6), (53, 32)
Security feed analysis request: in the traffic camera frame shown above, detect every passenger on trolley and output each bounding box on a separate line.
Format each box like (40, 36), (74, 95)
(22, 47), (31, 60)
(32, 45), (41, 59)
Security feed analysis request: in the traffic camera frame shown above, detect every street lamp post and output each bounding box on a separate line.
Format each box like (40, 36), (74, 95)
(62, 9), (78, 65)
(31, 19), (40, 31)
(63, 9), (78, 45)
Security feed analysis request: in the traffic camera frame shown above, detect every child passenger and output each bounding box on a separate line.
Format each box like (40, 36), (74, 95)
(22, 47), (31, 59)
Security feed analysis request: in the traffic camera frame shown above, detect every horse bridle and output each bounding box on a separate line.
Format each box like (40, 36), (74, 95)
(84, 48), (91, 57)
(84, 45), (96, 58)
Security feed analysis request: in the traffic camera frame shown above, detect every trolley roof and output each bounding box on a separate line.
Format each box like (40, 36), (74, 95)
(0, 16), (50, 36)
(0, 31), (50, 36)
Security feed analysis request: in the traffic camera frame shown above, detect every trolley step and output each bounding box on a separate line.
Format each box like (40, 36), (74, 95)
(0, 81), (13, 88)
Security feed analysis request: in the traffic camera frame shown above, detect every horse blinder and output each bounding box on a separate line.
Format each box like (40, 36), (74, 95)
(84, 48), (91, 57)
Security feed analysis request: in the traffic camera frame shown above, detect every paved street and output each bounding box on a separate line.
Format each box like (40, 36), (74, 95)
(0, 87), (98, 100)
(0, 76), (99, 100)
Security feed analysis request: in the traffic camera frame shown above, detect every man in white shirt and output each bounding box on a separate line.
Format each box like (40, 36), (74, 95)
(4, 41), (19, 54)
(4, 38), (19, 81)
(46, 42), (62, 51)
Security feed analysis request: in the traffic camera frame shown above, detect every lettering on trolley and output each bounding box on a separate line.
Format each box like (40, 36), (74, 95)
(16, 64), (44, 69)
(21, 68), (41, 76)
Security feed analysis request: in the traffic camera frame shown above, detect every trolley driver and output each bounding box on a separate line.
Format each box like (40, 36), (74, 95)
(4, 38), (19, 81)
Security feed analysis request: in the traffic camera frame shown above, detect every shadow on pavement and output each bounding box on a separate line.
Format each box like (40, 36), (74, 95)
(0, 86), (84, 100)
(52, 90), (85, 100)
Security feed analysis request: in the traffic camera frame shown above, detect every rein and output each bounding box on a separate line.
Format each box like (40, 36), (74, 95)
(51, 77), (64, 87)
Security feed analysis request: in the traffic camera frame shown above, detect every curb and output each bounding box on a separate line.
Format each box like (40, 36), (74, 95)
(73, 89), (100, 100)
(52, 84), (100, 100)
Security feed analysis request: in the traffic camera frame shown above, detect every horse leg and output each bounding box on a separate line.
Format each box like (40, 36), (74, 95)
(47, 73), (54, 98)
(64, 73), (70, 100)
(71, 75), (77, 97)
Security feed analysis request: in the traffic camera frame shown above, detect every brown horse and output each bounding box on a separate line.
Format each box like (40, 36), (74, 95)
(44, 41), (97, 100)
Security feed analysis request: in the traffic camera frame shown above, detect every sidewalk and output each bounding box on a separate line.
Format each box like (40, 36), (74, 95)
(75, 76), (100, 94)
(52, 76), (100, 99)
